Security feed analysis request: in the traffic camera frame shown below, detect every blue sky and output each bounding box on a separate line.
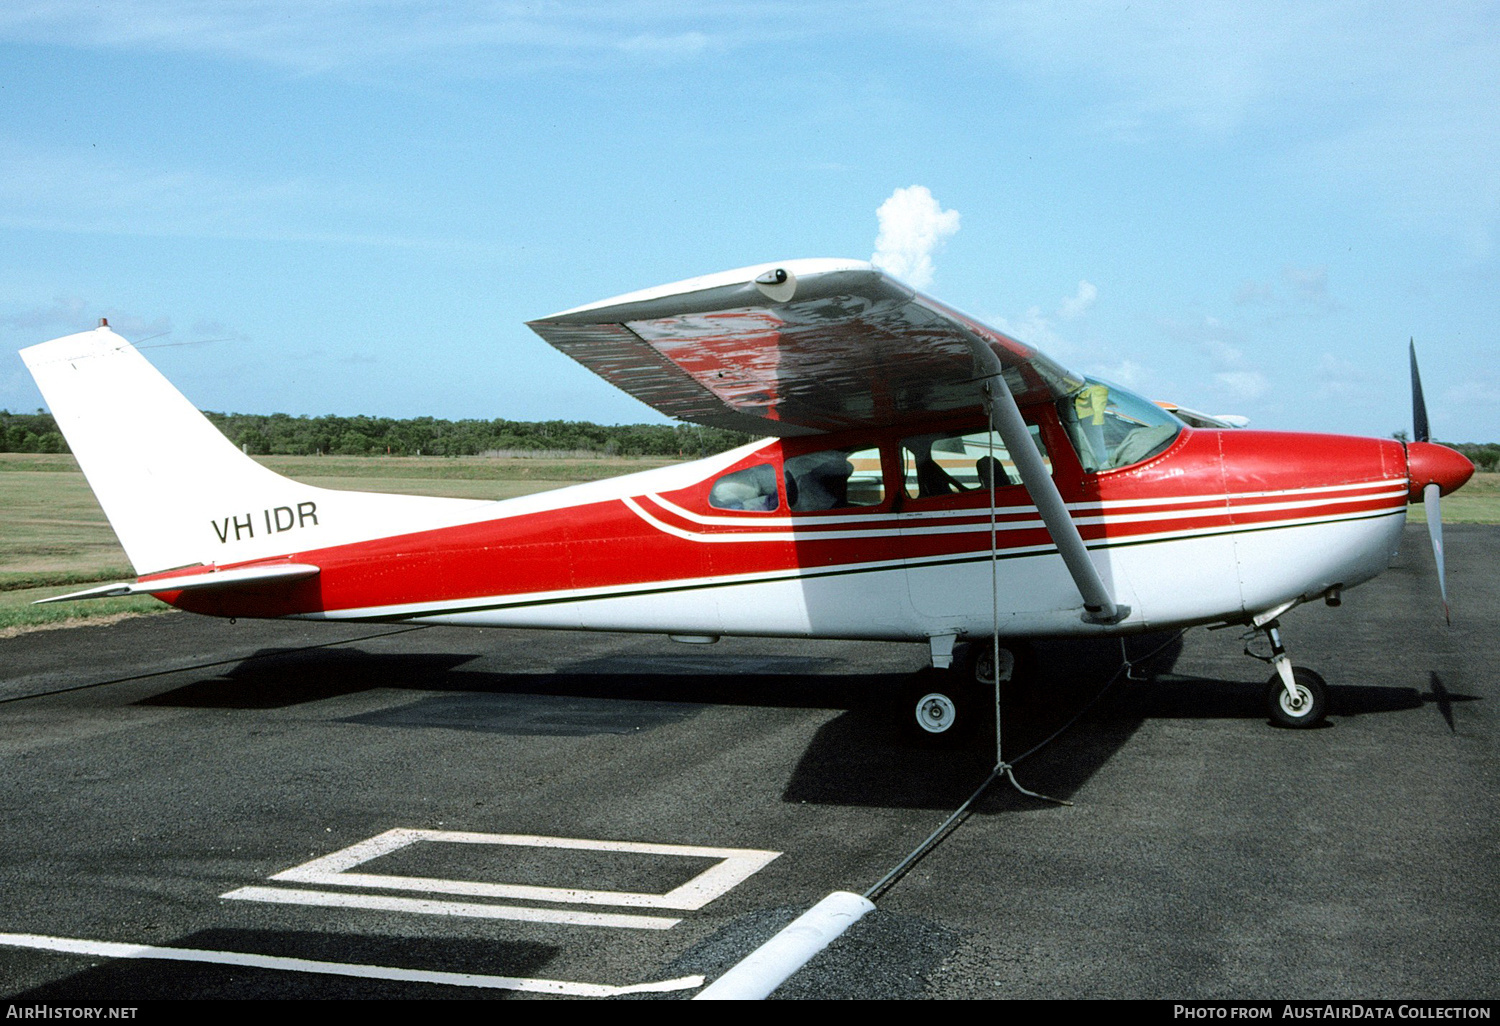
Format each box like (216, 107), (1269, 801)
(2, 1), (1498, 441)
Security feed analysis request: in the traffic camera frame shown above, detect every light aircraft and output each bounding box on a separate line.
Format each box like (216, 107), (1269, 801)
(21, 259), (1473, 740)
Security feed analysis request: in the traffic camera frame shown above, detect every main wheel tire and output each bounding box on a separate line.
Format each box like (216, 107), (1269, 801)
(1266, 666), (1329, 728)
(901, 672), (979, 746)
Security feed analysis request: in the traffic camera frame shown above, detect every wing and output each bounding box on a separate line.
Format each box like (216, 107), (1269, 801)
(527, 259), (1083, 436)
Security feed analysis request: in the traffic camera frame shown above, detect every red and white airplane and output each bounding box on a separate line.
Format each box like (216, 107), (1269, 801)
(21, 259), (1473, 737)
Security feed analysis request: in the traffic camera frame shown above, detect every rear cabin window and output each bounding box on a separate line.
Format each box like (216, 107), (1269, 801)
(783, 446), (885, 511)
(902, 427), (1049, 499)
(709, 463), (780, 511)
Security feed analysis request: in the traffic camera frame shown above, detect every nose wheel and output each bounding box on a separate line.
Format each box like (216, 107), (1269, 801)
(1266, 666), (1328, 728)
(1248, 620), (1330, 729)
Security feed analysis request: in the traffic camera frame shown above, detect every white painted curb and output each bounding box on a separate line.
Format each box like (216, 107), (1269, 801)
(692, 891), (875, 1000)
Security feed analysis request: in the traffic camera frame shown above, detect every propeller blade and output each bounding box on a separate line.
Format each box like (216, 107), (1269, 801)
(1423, 481), (1450, 625)
(1410, 338), (1430, 443)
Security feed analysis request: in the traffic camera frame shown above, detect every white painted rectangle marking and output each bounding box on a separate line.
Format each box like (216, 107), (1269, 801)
(267, 828), (780, 911)
(0, 931), (702, 996)
(221, 885), (681, 930)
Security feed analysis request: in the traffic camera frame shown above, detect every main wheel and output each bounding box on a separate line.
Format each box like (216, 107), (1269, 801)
(1266, 666), (1329, 728)
(901, 672), (979, 746)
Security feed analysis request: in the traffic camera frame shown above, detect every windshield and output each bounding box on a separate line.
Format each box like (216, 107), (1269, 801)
(1059, 379), (1183, 473)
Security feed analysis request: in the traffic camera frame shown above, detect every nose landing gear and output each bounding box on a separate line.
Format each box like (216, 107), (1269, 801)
(1247, 620), (1329, 728)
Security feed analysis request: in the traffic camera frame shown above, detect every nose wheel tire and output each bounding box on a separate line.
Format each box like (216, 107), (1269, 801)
(1266, 667), (1329, 729)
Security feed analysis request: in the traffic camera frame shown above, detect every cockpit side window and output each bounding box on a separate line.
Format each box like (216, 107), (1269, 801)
(1059, 380), (1183, 473)
(783, 446), (884, 512)
(901, 427), (1049, 500)
(709, 463), (780, 511)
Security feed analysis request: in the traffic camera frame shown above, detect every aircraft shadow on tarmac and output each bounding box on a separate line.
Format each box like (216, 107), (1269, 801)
(783, 651), (1471, 811)
(8, 929), (558, 1001)
(132, 633), (1471, 811)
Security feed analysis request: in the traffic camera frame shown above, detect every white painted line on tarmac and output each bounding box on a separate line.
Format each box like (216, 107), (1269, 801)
(221, 886), (682, 930)
(0, 931), (704, 996)
(269, 828), (781, 910)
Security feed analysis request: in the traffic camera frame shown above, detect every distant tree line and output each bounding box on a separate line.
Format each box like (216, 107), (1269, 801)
(0, 411), (67, 453)
(1451, 442), (1500, 473)
(8, 407), (1500, 470)
(0, 409), (752, 458)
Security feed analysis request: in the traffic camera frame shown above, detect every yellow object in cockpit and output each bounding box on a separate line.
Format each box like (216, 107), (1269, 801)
(1075, 384), (1110, 426)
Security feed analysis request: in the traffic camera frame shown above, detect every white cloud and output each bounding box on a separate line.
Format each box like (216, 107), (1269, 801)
(1441, 378), (1500, 409)
(990, 279), (1104, 366)
(1214, 370), (1270, 401)
(994, 304), (1061, 351)
(616, 31), (713, 56)
(1282, 264), (1339, 313)
(895, 3), (1500, 249)
(1156, 314), (1271, 405)
(871, 185), (961, 288)
(0, 297), (170, 339)
(0, 1), (746, 75)
(1058, 280), (1097, 320)
(0, 297), (91, 333)
(1088, 359), (1147, 390)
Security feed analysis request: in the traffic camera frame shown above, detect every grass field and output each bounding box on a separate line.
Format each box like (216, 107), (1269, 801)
(3, 451), (1496, 632)
(1404, 468), (1500, 523)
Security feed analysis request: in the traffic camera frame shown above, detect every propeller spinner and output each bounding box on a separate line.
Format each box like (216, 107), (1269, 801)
(1407, 340), (1475, 624)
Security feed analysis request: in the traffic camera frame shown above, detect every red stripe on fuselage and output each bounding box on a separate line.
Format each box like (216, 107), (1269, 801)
(158, 429), (1408, 620)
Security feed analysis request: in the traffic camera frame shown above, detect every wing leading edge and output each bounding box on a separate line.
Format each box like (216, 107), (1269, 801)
(527, 259), (1084, 437)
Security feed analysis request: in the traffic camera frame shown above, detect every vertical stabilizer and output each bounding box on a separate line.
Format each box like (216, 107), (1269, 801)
(20, 327), (485, 574)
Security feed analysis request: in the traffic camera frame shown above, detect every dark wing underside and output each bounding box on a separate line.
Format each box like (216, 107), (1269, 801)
(527, 259), (1083, 437)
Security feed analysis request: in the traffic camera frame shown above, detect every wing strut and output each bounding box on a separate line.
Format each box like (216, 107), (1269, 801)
(973, 348), (1129, 625)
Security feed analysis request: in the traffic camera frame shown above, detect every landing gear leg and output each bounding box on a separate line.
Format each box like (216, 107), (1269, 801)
(900, 638), (1018, 746)
(1247, 620), (1328, 728)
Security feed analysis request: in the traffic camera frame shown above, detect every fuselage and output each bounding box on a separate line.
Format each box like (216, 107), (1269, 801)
(148, 398), (1429, 643)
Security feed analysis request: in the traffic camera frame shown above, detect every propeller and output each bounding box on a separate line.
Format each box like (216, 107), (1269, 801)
(1409, 340), (1456, 624)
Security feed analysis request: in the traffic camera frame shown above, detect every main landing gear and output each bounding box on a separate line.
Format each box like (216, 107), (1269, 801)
(902, 641), (1022, 746)
(1246, 620), (1329, 729)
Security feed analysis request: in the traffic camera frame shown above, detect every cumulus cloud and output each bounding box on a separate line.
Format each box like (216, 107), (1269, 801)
(1157, 314), (1269, 404)
(991, 280), (1103, 366)
(871, 185), (960, 288)
(1058, 280), (1098, 319)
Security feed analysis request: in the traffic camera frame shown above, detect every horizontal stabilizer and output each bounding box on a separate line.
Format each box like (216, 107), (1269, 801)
(35, 563), (320, 605)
